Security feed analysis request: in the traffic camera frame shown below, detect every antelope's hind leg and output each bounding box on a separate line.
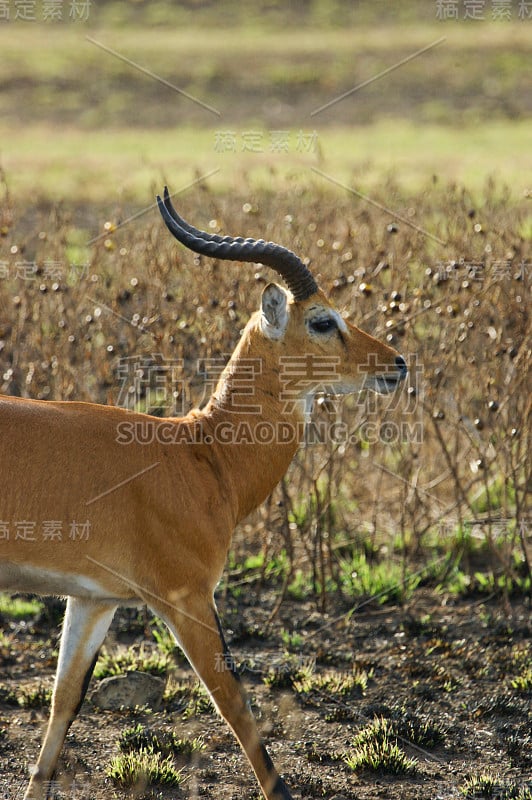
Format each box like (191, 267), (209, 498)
(150, 595), (293, 800)
(25, 597), (117, 800)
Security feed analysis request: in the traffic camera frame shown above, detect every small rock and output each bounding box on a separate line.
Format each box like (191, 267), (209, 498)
(91, 671), (165, 711)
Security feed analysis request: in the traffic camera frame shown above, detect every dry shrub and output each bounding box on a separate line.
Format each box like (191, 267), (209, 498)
(0, 176), (529, 606)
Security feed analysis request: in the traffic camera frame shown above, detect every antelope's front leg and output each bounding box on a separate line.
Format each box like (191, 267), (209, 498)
(25, 597), (117, 800)
(149, 595), (293, 800)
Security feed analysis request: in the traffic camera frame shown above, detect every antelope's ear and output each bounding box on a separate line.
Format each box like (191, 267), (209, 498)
(260, 283), (289, 340)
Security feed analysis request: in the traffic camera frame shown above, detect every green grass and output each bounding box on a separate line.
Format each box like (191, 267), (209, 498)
(17, 684), (52, 709)
(460, 774), (532, 799)
(119, 723), (205, 759)
(150, 617), (180, 656)
(2, 22), (529, 90)
(387, 709), (446, 750)
(293, 666), (369, 701)
(0, 13), (529, 201)
(345, 717), (418, 775)
(163, 678), (213, 718)
(0, 594), (44, 620)
(263, 657), (312, 690)
(510, 667), (532, 693)
(181, 687), (212, 720)
(339, 549), (423, 604)
(94, 644), (170, 679)
(1, 119), (529, 202)
(107, 747), (184, 788)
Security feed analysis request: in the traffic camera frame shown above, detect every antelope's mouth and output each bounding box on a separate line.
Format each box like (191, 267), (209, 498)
(367, 357), (408, 394)
(370, 374), (405, 395)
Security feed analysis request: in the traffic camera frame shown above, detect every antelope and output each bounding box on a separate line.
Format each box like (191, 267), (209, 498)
(0, 187), (407, 800)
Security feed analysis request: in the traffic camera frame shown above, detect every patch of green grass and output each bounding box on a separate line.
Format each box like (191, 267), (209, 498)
(339, 549), (421, 604)
(0, 594), (44, 620)
(280, 629), (304, 650)
(510, 667), (532, 693)
(163, 679), (212, 718)
(94, 644), (170, 679)
(263, 657), (313, 690)
(461, 773), (500, 798)
(119, 723), (204, 760)
(182, 688), (212, 720)
(1, 118), (530, 202)
(388, 708), (446, 749)
(345, 718), (418, 775)
(0, 686), (18, 706)
(17, 684), (52, 709)
(470, 475), (515, 515)
(434, 524), (531, 600)
(314, 120), (531, 198)
(439, 566), (472, 597)
(293, 666), (369, 703)
(473, 570), (531, 598)
(439, 560), (531, 601)
(150, 617), (180, 656)
(223, 551), (290, 597)
(0, 123), (218, 202)
(107, 747), (184, 788)
(287, 569), (315, 600)
(460, 773), (532, 799)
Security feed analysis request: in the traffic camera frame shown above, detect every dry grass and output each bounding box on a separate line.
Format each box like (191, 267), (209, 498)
(0, 174), (529, 608)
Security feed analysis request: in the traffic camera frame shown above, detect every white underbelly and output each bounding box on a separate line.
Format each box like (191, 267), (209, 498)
(0, 562), (137, 603)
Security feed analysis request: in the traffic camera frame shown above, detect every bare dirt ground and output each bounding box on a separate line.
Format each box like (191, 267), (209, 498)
(1, 589), (530, 800)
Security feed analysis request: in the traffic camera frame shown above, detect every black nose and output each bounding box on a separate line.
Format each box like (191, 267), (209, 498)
(395, 355), (408, 378)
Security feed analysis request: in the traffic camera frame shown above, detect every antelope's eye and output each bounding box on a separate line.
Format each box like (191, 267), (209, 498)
(309, 317), (337, 334)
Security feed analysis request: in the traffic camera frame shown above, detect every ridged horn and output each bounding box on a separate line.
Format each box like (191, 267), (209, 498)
(157, 186), (318, 301)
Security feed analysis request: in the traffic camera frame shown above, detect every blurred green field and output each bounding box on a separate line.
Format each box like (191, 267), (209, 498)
(0, 7), (530, 202)
(2, 119), (530, 202)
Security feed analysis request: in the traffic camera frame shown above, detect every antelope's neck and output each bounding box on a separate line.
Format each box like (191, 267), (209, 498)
(199, 343), (305, 523)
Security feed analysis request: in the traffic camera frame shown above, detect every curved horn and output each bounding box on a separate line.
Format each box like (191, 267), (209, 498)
(157, 187), (318, 301)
